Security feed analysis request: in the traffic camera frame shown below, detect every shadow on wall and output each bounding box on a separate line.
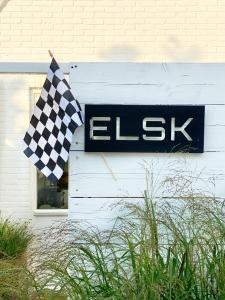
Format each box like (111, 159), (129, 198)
(164, 36), (202, 62)
(99, 38), (202, 62)
(100, 45), (139, 62)
(0, 0), (11, 12)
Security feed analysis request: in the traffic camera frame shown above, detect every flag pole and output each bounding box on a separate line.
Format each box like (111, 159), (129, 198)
(48, 50), (54, 58)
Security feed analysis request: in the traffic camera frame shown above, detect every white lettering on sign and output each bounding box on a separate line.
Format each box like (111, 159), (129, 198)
(143, 117), (165, 141)
(171, 117), (193, 141)
(90, 117), (194, 141)
(116, 117), (139, 141)
(90, 117), (111, 140)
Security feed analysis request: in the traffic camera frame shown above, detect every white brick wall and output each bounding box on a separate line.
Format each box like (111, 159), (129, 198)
(0, 74), (41, 219)
(0, 73), (67, 227)
(0, 0), (224, 62)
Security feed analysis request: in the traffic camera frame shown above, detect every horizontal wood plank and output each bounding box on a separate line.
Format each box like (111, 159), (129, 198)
(70, 64), (225, 105)
(69, 195), (225, 230)
(70, 63), (225, 85)
(69, 172), (225, 198)
(71, 83), (225, 105)
(69, 150), (225, 198)
(70, 151), (225, 175)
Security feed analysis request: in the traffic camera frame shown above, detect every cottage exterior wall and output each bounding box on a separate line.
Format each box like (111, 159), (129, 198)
(0, 0), (224, 227)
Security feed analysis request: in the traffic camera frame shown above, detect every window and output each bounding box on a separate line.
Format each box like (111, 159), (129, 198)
(31, 88), (68, 214)
(37, 162), (68, 210)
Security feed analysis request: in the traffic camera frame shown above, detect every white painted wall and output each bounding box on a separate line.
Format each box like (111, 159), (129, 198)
(0, 71), (68, 228)
(69, 63), (225, 228)
(0, 63), (224, 230)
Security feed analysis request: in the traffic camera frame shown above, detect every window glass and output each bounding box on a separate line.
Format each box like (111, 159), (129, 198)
(37, 162), (68, 209)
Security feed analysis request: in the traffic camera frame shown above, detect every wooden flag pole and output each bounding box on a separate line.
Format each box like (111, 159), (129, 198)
(48, 50), (54, 58)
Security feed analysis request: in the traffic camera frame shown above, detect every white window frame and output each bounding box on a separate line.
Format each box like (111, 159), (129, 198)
(30, 87), (68, 216)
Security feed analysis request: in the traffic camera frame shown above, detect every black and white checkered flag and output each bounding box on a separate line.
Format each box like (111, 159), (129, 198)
(22, 58), (84, 182)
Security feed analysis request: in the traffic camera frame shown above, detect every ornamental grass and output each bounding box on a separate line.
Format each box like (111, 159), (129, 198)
(30, 172), (225, 300)
(0, 219), (33, 299)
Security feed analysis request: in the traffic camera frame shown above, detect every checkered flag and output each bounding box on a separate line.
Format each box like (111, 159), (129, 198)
(22, 58), (84, 182)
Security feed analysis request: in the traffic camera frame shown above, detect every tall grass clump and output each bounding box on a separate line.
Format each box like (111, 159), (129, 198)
(31, 170), (225, 300)
(0, 219), (33, 259)
(0, 219), (33, 299)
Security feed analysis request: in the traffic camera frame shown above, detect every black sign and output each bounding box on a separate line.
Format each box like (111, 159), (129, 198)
(84, 105), (205, 153)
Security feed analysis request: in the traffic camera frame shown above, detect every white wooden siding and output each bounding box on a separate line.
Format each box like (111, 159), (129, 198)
(69, 63), (225, 227)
